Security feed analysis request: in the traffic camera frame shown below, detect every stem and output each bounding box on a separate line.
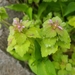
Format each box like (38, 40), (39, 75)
(2, 22), (9, 28)
(23, 12), (26, 16)
(1, 20), (11, 28)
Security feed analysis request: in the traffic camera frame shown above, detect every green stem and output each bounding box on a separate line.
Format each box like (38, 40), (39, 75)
(2, 20), (11, 28)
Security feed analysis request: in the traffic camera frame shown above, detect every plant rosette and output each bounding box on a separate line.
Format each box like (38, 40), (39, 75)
(7, 16), (71, 75)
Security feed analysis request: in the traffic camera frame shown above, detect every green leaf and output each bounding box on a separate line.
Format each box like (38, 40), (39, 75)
(52, 61), (60, 69)
(53, 0), (57, 2)
(14, 32), (26, 45)
(52, 50), (62, 62)
(23, 15), (30, 20)
(52, 16), (62, 24)
(6, 4), (28, 12)
(7, 36), (16, 52)
(41, 43), (58, 57)
(41, 38), (56, 48)
(34, 19), (42, 28)
(29, 58), (37, 74)
(66, 63), (72, 71)
(58, 70), (67, 75)
(38, 2), (48, 18)
(43, 12), (52, 21)
(0, 7), (8, 21)
(68, 16), (75, 27)
(7, 27), (16, 52)
(34, 40), (42, 60)
(37, 58), (56, 75)
(60, 62), (66, 70)
(72, 53), (75, 60)
(15, 40), (30, 57)
(6, 4), (32, 19)
(7, 46), (14, 52)
(9, 50), (30, 61)
(64, 2), (75, 16)
(61, 55), (68, 63)
(42, 27), (57, 38)
(28, 40), (42, 74)
(33, 0), (40, 3)
(27, 7), (32, 19)
(71, 67), (75, 75)
(9, 26), (15, 36)
(43, 19), (50, 28)
(57, 30), (71, 49)
(22, 20), (33, 28)
(43, 0), (52, 2)
(28, 0), (33, 4)
(58, 41), (70, 49)
(26, 27), (41, 38)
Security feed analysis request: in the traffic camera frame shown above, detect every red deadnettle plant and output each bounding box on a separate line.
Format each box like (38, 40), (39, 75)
(1, 0), (75, 75)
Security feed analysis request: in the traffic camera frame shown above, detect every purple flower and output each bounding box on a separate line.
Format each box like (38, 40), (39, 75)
(49, 19), (53, 24)
(58, 26), (63, 30)
(13, 18), (25, 32)
(49, 19), (63, 30)
(13, 18), (19, 25)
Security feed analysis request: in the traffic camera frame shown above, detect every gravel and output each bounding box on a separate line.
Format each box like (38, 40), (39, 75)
(0, 49), (34, 75)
